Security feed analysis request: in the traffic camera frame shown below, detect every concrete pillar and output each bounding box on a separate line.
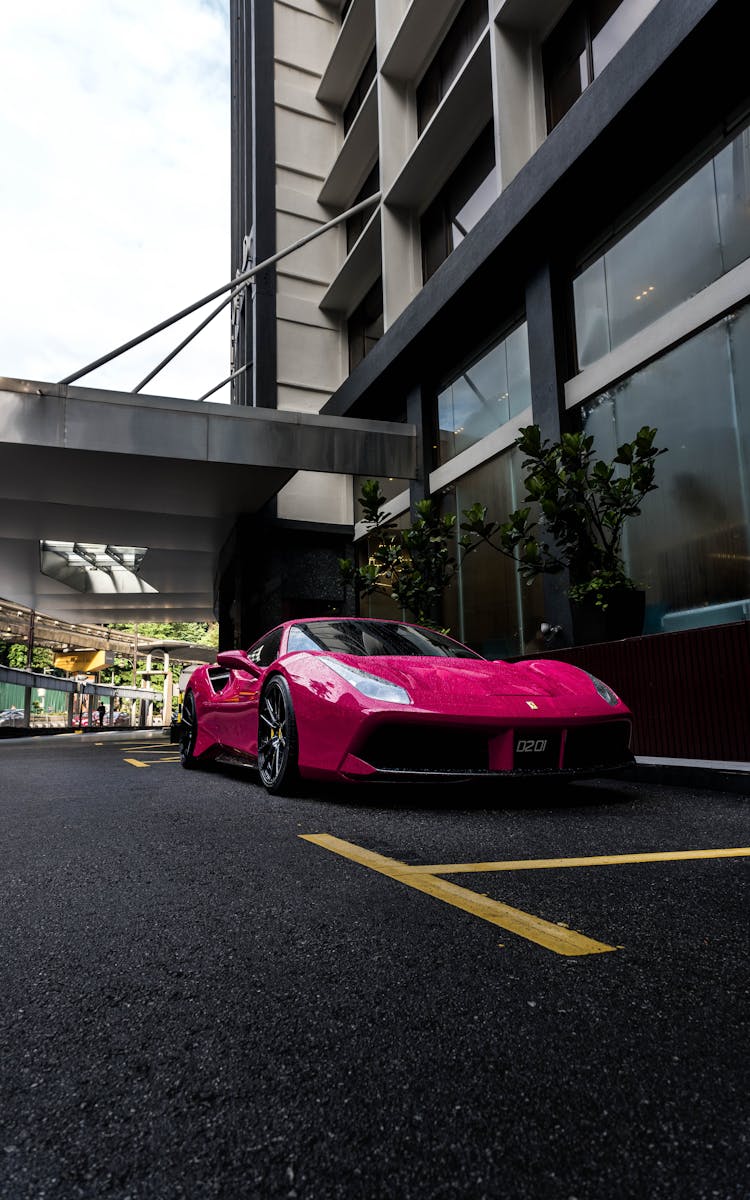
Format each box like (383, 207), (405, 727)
(376, 0), (421, 329)
(525, 260), (574, 634)
(490, 20), (546, 191)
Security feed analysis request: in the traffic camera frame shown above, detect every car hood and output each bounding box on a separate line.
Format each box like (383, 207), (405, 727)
(331, 655), (564, 699)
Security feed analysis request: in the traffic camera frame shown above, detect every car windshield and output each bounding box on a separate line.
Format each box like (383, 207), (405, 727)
(288, 620), (483, 659)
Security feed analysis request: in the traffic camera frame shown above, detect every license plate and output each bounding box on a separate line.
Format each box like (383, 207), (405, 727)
(514, 730), (559, 768)
(515, 737), (549, 754)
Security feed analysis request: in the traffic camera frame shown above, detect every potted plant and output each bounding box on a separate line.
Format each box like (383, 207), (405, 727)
(460, 424), (666, 644)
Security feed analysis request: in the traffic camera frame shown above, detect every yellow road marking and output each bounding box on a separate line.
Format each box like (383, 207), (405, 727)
(401, 847), (750, 874)
(118, 747), (170, 753)
(123, 754), (179, 767)
(301, 833), (616, 957)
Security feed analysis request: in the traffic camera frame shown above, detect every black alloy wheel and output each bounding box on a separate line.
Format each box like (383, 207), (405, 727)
(179, 690), (199, 769)
(257, 677), (299, 794)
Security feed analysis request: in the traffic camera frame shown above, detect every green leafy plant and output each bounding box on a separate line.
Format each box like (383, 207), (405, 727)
(339, 480), (459, 628)
(460, 424), (666, 610)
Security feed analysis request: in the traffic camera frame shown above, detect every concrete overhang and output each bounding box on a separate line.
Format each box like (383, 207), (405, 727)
(0, 376), (415, 624)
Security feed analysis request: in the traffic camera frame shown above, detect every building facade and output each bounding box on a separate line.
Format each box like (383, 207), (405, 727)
(225, 0), (750, 659)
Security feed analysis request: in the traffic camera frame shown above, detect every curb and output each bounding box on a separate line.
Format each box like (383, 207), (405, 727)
(629, 760), (750, 796)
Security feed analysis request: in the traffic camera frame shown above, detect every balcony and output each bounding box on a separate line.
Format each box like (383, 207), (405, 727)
(317, 0), (375, 106)
(380, 0), (465, 82)
(385, 28), (492, 211)
(318, 79), (378, 208)
(320, 205), (382, 316)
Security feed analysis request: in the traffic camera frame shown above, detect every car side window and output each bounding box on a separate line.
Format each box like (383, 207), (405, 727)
(247, 627), (283, 668)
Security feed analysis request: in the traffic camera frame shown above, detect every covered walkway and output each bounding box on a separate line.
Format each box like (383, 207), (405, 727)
(0, 375), (415, 624)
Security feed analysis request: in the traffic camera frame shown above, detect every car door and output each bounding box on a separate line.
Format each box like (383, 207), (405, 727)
(210, 627), (284, 757)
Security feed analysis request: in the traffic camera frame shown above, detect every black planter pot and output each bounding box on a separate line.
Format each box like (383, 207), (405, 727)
(570, 589), (645, 646)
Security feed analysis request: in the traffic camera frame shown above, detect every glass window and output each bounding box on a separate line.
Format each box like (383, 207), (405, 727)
(291, 619), (481, 658)
(442, 452), (544, 658)
(286, 626), (323, 654)
(247, 627), (283, 667)
(543, 0), (659, 130)
(542, 3), (589, 131)
(715, 128), (750, 274)
(421, 123), (496, 282)
(437, 323), (530, 463)
(416, 0), (488, 134)
(347, 278), (383, 373)
(0, 681), (26, 727)
(573, 122), (750, 369)
(581, 306), (750, 632)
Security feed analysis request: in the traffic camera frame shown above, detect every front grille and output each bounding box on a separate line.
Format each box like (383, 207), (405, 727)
(563, 721), (632, 769)
(359, 724), (490, 773)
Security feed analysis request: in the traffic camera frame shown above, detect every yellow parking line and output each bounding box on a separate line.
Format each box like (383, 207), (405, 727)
(123, 755), (179, 767)
(301, 833), (616, 958)
(400, 847), (750, 874)
(119, 747), (170, 754)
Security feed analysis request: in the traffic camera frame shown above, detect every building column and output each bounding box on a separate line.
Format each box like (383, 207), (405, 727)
(376, 0), (421, 329)
(406, 382), (431, 515)
(251, 0), (277, 408)
(525, 259), (573, 634)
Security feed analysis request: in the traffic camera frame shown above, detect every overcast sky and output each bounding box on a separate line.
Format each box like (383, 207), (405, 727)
(0, 0), (231, 401)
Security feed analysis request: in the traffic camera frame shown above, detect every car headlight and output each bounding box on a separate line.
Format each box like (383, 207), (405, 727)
(321, 656), (412, 705)
(589, 673), (620, 707)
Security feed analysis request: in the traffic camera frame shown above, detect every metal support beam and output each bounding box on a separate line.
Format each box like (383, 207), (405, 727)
(59, 193), (382, 388)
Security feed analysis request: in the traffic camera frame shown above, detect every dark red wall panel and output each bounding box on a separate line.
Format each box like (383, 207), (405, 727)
(539, 622), (750, 761)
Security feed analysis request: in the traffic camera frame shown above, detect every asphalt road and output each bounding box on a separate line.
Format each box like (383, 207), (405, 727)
(1, 731), (748, 1199)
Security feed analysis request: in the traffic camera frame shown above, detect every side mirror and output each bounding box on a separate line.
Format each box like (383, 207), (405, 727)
(217, 649), (260, 675)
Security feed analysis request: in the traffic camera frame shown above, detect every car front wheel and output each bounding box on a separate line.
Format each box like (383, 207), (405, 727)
(179, 691), (199, 769)
(257, 677), (298, 795)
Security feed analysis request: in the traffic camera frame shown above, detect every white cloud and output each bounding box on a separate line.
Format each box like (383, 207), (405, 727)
(0, 0), (232, 400)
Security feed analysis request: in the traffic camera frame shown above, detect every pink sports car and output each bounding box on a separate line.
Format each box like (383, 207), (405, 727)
(179, 617), (633, 793)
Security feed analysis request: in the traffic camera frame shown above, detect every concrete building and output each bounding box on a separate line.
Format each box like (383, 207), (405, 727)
(225, 0), (750, 661)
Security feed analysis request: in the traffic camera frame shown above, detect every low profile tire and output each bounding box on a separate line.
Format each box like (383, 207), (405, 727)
(179, 691), (199, 770)
(257, 677), (299, 795)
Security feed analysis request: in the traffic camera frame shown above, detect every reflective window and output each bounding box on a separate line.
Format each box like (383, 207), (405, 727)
(715, 127), (750, 274)
(581, 306), (750, 633)
(247, 627), (283, 667)
(574, 122), (750, 368)
(437, 323), (530, 462)
(442, 453), (544, 658)
(421, 123), (496, 282)
(543, 0), (659, 130)
(291, 619), (481, 658)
